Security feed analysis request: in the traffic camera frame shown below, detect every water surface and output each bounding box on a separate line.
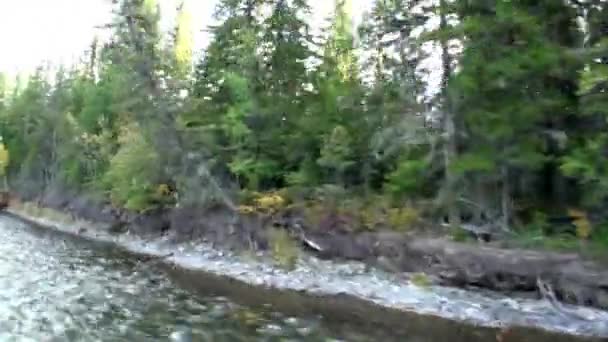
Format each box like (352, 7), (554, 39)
(0, 216), (367, 341)
(0, 215), (604, 342)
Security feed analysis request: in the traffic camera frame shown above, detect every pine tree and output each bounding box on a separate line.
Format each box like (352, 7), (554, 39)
(255, 0), (313, 185)
(449, 0), (582, 228)
(306, 0), (368, 186)
(561, 1), (608, 211)
(187, 0), (266, 191)
(360, 0), (428, 195)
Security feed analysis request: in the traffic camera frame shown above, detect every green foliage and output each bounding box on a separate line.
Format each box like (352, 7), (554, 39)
(2, 0), (608, 254)
(317, 125), (355, 183)
(450, 228), (470, 242)
(102, 124), (162, 212)
(385, 158), (428, 198)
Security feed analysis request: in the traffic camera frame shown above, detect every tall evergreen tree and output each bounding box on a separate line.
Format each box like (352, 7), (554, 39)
(561, 1), (608, 211)
(449, 0), (582, 228)
(360, 0), (428, 196)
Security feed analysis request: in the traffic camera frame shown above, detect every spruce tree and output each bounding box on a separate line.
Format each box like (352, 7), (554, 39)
(450, 0), (582, 228)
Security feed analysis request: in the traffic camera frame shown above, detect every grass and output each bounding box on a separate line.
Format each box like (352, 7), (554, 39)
(13, 201), (95, 232)
(504, 227), (608, 262)
(268, 228), (299, 270)
(411, 273), (432, 288)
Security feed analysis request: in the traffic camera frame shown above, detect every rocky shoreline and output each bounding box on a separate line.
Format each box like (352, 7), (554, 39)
(29, 189), (608, 311)
(4, 196), (608, 339)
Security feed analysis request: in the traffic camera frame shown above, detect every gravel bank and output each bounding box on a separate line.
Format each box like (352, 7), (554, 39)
(5, 207), (608, 339)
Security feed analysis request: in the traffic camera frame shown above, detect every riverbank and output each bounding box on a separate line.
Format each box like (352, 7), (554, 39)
(4, 199), (608, 340)
(23, 189), (608, 311)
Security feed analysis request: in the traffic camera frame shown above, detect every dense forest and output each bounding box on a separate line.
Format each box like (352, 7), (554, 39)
(1, 0), (607, 244)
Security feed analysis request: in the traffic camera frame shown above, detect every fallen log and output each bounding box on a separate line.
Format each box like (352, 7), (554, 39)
(292, 231), (608, 310)
(402, 238), (608, 309)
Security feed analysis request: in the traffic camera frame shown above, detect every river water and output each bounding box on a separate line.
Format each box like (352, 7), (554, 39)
(0, 216), (373, 341)
(0, 214), (605, 342)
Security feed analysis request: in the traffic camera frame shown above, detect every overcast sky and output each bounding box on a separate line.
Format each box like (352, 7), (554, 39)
(0, 0), (372, 76)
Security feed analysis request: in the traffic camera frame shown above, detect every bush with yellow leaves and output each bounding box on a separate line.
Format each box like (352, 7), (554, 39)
(387, 207), (420, 231)
(0, 142), (9, 190)
(254, 192), (286, 213)
(568, 208), (592, 239)
(237, 191), (287, 215)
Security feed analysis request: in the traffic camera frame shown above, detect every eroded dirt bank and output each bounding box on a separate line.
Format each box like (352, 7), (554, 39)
(27, 188), (608, 312)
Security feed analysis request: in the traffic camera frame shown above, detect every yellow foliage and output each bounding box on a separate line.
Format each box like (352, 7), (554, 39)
(388, 207), (420, 231)
(568, 208), (592, 239)
(156, 183), (171, 197)
(238, 205), (256, 214)
(237, 191), (288, 216)
(359, 205), (379, 229)
(0, 143), (9, 176)
(253, 192), (286, 213)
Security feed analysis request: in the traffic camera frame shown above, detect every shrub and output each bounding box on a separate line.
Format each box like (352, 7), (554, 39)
(238, 191), (288, 215)
(102, 124), (163, 212)
(0, 142), (9, 176)
(387, 207), (420, 231)
(237, 205), (256, 214)
(568, 208), (592, 239)
(450, 228), (470, 242)
(385, 158), (428, 200)
(255, 192), (286, 213)
(268, 228), (299, 270)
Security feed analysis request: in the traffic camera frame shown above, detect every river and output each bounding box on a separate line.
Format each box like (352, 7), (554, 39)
(0, 215), (375, 341)
(0, 214), (605, 342)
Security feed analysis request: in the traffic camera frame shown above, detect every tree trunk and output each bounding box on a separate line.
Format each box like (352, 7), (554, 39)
(501, 165), (510, 232)
(439, 0), (460, 230)
(473, 176), (484, 224)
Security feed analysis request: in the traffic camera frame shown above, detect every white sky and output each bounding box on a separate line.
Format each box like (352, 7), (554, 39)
(0, 0), (372, 76)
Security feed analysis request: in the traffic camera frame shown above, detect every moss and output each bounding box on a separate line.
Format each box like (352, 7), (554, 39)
(411, 273), (432, 288)
(450, 228), (471, 242)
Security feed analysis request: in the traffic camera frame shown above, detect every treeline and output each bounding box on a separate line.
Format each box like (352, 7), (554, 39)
(0, 0), (607, 236)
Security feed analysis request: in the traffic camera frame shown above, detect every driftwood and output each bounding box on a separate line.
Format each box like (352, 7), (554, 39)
(537, 277), (591, 321)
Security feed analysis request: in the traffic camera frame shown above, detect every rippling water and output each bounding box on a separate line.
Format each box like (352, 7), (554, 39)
(0, 216), (381, 341)
(0, 214), (605, 342)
